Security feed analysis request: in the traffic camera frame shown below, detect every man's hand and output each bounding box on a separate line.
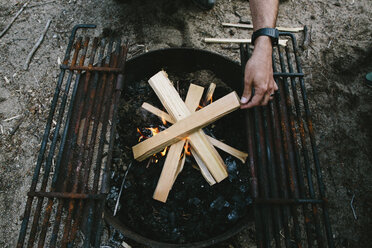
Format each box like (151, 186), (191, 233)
(240, 36), (278, 109)
(242, 0), (279, 109)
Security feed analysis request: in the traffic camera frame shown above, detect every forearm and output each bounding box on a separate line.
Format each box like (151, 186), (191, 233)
(240, 0), (279, 108)
(249, 0), (279, 31)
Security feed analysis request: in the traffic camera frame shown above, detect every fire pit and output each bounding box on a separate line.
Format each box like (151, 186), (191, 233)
(104, 48), (252, 247)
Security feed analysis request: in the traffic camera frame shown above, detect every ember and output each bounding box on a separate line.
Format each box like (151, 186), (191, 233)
(137, 127), (168, 162)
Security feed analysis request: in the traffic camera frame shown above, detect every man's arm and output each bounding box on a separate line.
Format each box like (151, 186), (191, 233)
(240, 0), (279, 109)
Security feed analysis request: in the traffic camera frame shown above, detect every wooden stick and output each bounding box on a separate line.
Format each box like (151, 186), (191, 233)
(153, 84), (204, 202)
(221, 22), (304, 32)
(153, 141), (185, 202)
(141, 102), (248, 163)
(204, 37), (288, 47)
(173, 142), (187, 185)
(23, 19), (52, 70)
(190, 147), (216, 185)
(142, 71), (235, 182)
(144, 86), (217, 189)
(179, 85), (216, 185)
(142, 102), (173, 124)
(202, 83), (216, 106)
(207, 136), (248, 163)
(185, 84), (204, 112)
(0, 2), (29, 39)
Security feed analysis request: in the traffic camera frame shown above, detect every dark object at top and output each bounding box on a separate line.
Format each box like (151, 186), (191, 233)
(251, 28), (279, 46)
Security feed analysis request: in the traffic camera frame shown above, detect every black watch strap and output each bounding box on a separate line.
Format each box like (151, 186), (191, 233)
(251, 28), (279, 46)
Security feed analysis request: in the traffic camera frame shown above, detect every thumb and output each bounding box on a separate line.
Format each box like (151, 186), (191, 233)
(241, 75), (253, 104)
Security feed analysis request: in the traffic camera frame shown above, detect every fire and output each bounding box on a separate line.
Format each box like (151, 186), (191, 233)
(161, 116), (167, 125)
(137, 127), (168, 163)
(137, 128), (145, 142)
(184, 140), (191, 156)
(146, 127), (160, 136)
(160, 147), (168, 156)
(207, 95), (213, 104)
(197, 95), (213, 110)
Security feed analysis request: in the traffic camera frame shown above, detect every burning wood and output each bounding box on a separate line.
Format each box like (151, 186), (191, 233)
(141, 102), (248, 163)
(132, 71), (246, 202)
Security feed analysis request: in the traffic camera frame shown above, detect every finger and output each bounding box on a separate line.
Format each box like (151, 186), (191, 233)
(241, 68), (253, 104)
(273, 79), (279, 91)
(261, 92), (271, 106)
(241, 91), (264, 109)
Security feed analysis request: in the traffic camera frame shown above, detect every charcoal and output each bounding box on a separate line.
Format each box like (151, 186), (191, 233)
(188, 197), (201, 206)
(239, 184), (249, 193)
(169, 211), (176, 227)
(210, 196), (226, 211)
(245, 196), (253, 206)
(124, 181), (131, 189)
(227, 209), (239, 222)
(226, 156), (238, 182)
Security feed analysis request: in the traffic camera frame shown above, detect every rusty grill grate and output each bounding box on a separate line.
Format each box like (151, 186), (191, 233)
(240, 33), (334, 248)
(17, 24), (128, 247)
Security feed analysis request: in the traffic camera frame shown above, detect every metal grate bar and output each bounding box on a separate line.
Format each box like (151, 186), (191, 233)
(17, 24), (128, 247)
(240, 32), (335, 248)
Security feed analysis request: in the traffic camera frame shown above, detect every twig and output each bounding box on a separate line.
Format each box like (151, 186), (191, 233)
(23, 19), (52, 70)
(221, 23), (304, 32)
(2, 114), (22, 122)
(204, 37), (288, 47)
(302, 25), (310, 50)
(202, 83), (216, 106)
(350, 194), (357, 220)
(0, 2), (29, 39)
(114, 162), (133, 216)
(9, 117), (24, 136)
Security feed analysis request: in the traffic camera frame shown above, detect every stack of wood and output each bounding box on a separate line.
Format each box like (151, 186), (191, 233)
(132, 71), (248, 202)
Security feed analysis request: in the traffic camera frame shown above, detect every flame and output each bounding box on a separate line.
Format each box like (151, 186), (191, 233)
(161, 147), (167, 156)
(184, 140), (191, 156)
(161, 116), (167, 125)
(137, 127), (168, 164)
(137, 128), (146, 142)
(208, 95), (213, 104)
(146, 127), (160, 136)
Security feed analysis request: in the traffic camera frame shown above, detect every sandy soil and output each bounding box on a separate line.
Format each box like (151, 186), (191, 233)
(0, 0), (371, 247)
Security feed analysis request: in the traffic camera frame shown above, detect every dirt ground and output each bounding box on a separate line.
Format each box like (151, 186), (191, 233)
(0, 0), (371, 247)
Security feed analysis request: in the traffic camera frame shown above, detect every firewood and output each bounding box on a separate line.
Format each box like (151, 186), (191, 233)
(173, 142), (187, 185)
(221, 22), (304, 32)
(207, 136), (248, 163)
(141, 71), (236, 183)
(153, 141), (185, 202)
(141, 102), (248, 163)
(142, 102), (173, 124)
(171, 84), (216, 185)
(185, 84), (205, 112)
(190, 147), (216, 185)
(202, 83), (216, 106)
(153, 84), (205, 202)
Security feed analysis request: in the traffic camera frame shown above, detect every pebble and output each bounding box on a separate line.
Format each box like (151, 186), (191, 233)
(239, 16), (251, 24)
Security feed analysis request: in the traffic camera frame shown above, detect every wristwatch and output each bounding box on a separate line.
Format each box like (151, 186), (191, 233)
(251, 28), (279, 46)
